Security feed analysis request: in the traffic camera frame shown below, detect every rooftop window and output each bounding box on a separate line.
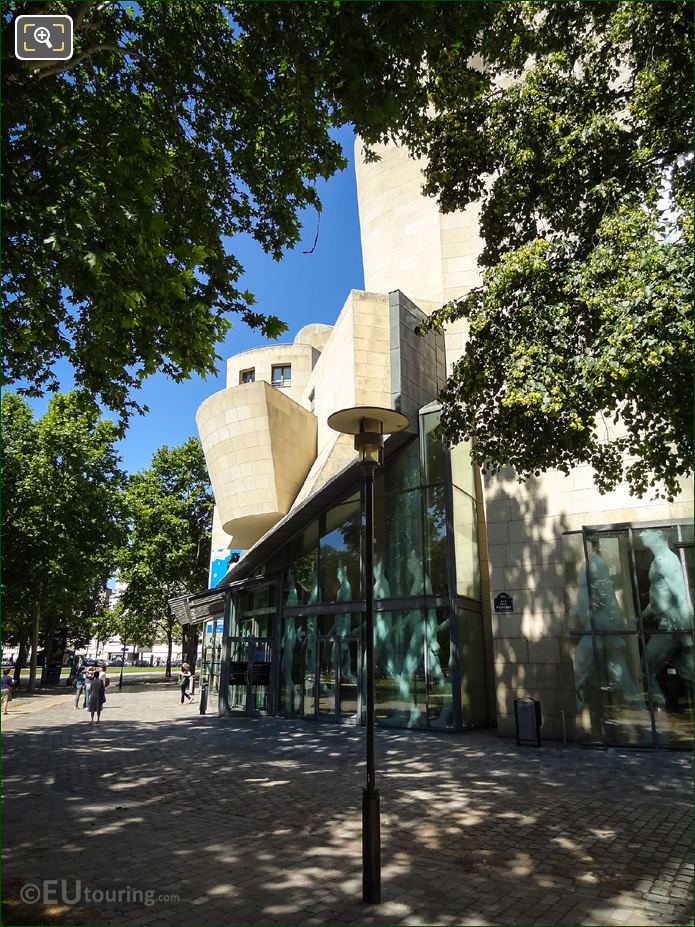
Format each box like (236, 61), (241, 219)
(271, 364), (291, 387)
(239, 368), (255, 384)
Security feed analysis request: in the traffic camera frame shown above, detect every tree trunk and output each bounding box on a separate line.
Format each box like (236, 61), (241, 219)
(41, 624), (54, 686)
(165, 627), (173, 679)
(14, 636), (29, 686)
(28, 601), (40, 693)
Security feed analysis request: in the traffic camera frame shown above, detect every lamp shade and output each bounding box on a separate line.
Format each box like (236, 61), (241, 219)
(327, 406), (410, 436)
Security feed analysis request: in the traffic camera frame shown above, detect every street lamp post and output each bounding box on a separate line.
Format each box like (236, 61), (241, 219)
(328, 406), (410, 905)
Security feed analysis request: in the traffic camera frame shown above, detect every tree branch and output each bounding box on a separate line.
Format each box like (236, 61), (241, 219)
(35, 43), (160, 86)
(70, 1), (97, 28)
(302, 207), (321, 255)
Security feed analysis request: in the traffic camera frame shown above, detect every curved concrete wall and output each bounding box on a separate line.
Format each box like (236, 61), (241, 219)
(294, 323), (333, 354)
(196, 381), (317, 549)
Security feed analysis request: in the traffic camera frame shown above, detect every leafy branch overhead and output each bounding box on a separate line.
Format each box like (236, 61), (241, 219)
(3, 0), (348, 417)
(414, 1), (693, 498)
(4, 1), (692, 496)
(2, 0), (517, 418)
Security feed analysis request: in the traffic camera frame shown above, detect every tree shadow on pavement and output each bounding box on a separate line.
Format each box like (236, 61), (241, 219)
(2, 707), (692, 926)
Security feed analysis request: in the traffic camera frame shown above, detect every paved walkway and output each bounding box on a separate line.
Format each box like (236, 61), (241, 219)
(2, 686), (692, 926)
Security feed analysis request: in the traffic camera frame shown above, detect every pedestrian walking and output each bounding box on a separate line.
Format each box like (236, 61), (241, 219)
(83, 666), (95, 710)
(2, 667), (14, 716)
(66, 654), (83, 687)
(179, 663), (193, 704)
(73, 667), (87, 709)
(88, 670), (106, 725)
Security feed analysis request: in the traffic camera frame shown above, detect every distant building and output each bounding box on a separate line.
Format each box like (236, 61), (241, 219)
(85, 580), (180, 665)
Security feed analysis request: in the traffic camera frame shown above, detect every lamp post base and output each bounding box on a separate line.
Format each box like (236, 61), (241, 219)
(362, 787), (381, 904)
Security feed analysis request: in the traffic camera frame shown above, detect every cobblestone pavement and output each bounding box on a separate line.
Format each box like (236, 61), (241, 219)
(2, 685), (692, 926)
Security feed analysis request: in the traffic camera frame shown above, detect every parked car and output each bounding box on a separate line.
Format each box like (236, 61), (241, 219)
(109, 657), (124, 667)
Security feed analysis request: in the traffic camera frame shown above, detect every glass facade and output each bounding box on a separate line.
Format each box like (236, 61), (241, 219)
(319, 494), (362, 603)
(222, 586), (275, 713)
(209, 406), (488, 732)
(563, 524), (693, 749)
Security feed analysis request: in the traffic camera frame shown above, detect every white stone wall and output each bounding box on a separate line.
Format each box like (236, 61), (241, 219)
(440, 201), (484, 305)
(355, 139), (444, 305)
(294, 323), (333, 355)
(354, 138), (481, 376)
(355, 137), (484, 312)
(302, 291), (358, 453)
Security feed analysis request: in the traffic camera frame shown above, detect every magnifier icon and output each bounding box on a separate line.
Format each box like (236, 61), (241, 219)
(34, 25), (53, 49)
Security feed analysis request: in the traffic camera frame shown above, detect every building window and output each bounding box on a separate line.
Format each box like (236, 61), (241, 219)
(271, 364), (291, 387)
(309, 389), (315, 413)
(563, 523), (694, 750)
(239, 368), (255, 384)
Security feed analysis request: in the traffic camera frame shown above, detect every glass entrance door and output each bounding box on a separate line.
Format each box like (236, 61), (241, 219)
(338, 639), (360, 720)
(228, 638), (250, 712)
(315, 636), (361, 722)
(227, 637), (273, 714)
(317, 638), (336, 718)
(249, 639), (272, 712)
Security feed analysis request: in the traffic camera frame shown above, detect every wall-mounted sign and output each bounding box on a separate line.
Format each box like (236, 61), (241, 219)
(209, 548), (243, 588)
(494, 592), (514, 613)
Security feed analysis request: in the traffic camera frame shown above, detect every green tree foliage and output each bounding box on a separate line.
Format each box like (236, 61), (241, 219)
(3, 0), (346, 416)
(406, 1), (693, 497)
(2, 0), (499, 417)
(118, 438), (212, 676)
(5, 2), (691, 494)
(1, 391), (125, 688)
(89, 601), (154, 663)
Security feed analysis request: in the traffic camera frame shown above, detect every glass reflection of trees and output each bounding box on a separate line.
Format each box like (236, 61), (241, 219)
(277, 414), (483, 730)
(373, 606), (455, 729)
(318, 495), (361, 603)
(283, 419), (454, 608)
(283, 497), (361, 607)
(284, 523), (319, 607)
(563, 526), (694, 749)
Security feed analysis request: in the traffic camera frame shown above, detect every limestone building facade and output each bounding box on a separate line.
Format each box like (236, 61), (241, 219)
(179, 139), (693, 750)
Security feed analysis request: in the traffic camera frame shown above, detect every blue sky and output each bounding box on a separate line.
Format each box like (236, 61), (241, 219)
(26, 125), (364, 474)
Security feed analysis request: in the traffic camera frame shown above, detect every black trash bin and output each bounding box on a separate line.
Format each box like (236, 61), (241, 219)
(514, 697), (542, 747)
